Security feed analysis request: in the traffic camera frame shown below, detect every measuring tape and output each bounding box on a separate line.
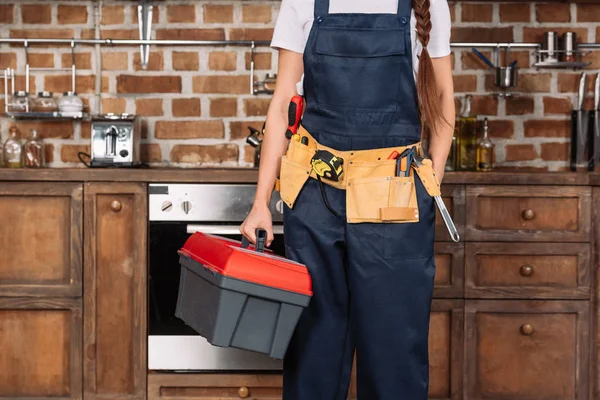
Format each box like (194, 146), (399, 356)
(311, 150), (344, 182)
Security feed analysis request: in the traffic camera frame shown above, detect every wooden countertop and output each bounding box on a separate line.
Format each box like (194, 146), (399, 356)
(0, 167), (597, 185)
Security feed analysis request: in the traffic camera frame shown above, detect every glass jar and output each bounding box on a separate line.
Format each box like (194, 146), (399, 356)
(32, 91), (58, 112)
(23, 130), (45, 168)
(8, 91), (30, 112)
(3, 126), (23, 168)
(58, 91), (83, 114)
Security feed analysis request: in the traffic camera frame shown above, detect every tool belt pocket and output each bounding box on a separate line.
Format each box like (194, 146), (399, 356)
(279, 156), (311, 209)
(412, 159), (442, 198)
(347, 174), (419, 224)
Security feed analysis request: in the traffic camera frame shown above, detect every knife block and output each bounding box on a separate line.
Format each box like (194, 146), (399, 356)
(570, 110), (594, 171)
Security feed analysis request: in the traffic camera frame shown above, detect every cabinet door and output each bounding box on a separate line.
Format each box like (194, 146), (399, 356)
(84, 183), (147, 400)
(0, 298), (82, 400)
(436, 185), (465, 242)
(434, 242), (464, 298)
(0, 182), (82, 297)
(465, 300), (590, 400)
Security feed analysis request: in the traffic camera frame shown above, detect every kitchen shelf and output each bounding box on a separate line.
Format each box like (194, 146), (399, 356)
(4, 111), (88, 120)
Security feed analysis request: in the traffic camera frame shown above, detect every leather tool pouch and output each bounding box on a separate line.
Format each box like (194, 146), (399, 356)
(278, 140), (313, 208)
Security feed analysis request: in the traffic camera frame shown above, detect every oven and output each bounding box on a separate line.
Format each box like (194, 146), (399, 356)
(148, 183), (285, 371)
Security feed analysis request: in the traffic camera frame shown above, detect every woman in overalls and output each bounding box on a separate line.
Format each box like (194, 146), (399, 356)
(241, 0), (454, 398)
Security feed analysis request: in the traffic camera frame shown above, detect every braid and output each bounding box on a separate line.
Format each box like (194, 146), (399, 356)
(412, 0), (444, 140)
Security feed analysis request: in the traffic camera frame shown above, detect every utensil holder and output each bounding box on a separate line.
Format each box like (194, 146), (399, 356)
(495, 66), (518, 89)
(570, 110), (594, 171)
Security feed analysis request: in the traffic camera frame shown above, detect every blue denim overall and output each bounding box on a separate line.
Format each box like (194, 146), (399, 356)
(282, 0), (436, 398)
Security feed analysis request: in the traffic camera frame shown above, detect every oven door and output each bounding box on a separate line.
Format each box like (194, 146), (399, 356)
(148, 222), (285, 371)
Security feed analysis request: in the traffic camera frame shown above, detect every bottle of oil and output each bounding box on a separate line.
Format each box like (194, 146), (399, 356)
(476, 118), (493, 171)
(3, 126), (22, 168)
(457, 95), (477, 170)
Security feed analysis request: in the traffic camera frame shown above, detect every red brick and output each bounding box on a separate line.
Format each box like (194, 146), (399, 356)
(0, 5), (14, 23)
(488, 120), (515, 139)
(171, 98), (201, 117)
(0, 53), (17, 69)
(210, 98), (237, 117)
(0, 75), (36, 94)
(471, 96), (498, 116)
(517, 73), (551, 93)
(131, 6), (159, 24)
(524, 120), (570, 138)
(505, 97), (534, 115)
(543, 97), (572, 115)
(14, 121), (73, 139)
(61, 145), (90, 163)
(61, 53), (92, 70)
(244, 98), (271, 116)
(101, 98), (126, 114)
(27, 53), (54, 68)
(499, 3), (531, 23)
(541, 142), (569, 161)
(117, 75), (181, 94)
(156, 29), (225, 41)
(135, 98), (163, 116)
(242, 5), (272, 23)
(155, 121), (223, 139)
(21, 4), (51, 24)
(80, 121), (91, 139)
(44, 144), (54, 164)
(203, 5), (233, 23)
(461, 4), (493, 23)
(81, 29), (139, 40)
(101, 5), (124, 25)
(101, 52), (128, 71)
(133, 52), (164, 71)
(245, 52), (272, 70)
(57, 5), (88, 24)
(230, 121), (263, 140)
(229, 28), (274, 41)
(451, 28), (513, 43)
(453, 75), (477, 93)
(167, 5), (196, 23)
(45, 75), (108, 94)
(578, 4), (600, 22)
(244, 145), (256, 164)
(193, 76), (249, 94)
(141, 144), (162, 164)
(171, 144), (238, 164)
(10, 29), (74, 45)
(536, 3), (570, 23)
(581, 51), (600, 69)
(524, 28), (588, 44)
(505, 144), (538, 162)
(208, 52), (237, 71)
(558, 73), (595, 93)
(462, 51), (493, 70)
(172, 52), (199, 71)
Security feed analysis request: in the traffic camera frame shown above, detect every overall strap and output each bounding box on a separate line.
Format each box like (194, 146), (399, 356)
(397, 0), (412, 16)
(314, 0), (329, 18)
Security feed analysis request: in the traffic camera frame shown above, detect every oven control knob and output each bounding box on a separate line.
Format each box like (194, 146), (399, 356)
(161, 201), (173, 212)
(276, 200), (284, 214)
(181, 201), (192, 214)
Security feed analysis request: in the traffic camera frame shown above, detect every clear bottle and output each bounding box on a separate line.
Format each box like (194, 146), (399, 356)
(0, 130), (3, 167)
(3, 126), (23, 168)
(23, 129), (45, 168)
(457, 95), (478, 171)
(476, 118), (494, 172)
(445, 133), (457, 171)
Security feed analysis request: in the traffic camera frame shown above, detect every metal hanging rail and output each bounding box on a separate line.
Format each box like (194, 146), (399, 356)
(0, 38), (272, 46)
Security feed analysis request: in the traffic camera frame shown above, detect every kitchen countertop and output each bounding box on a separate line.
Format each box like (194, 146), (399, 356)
(0, 167), (597, 185)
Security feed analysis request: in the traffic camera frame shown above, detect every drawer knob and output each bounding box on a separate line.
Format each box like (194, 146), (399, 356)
(520, 265), (534, 277)
(110, 200), (122, 212)
(520, 324), (534, 336)
(238, 386), (249, 398)
(521, 209), (535, 220)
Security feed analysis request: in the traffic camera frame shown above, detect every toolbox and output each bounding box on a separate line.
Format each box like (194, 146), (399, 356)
(175, 230), (312, 359)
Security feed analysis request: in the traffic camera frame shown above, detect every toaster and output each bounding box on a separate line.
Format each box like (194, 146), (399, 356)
(90, 113), (141, 167)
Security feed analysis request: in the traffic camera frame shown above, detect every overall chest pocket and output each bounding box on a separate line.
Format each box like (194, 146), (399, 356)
(314, 26), (406, 113)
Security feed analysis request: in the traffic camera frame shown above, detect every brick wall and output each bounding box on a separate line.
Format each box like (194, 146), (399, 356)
(0, 1), (599, 170)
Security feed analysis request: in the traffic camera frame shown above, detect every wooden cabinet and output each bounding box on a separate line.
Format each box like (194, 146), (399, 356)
(0, 182), (82, 297)
(83, 183), (147, 400)
(465, 300), (590, 400)
(434, 242), (464, 298)
(0, 298), (82, 399)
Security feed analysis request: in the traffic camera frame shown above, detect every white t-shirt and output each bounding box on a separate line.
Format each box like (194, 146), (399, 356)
(271, 0), (452, 95)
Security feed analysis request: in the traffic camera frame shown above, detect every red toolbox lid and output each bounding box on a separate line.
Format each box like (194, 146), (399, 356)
(179, 232), (312, 297)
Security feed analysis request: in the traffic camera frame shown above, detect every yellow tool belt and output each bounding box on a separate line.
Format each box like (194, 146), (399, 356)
(276, 126), (441, 224)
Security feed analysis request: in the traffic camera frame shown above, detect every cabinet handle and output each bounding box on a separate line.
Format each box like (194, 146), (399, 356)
(519, 265), (534, 277)
(86, 344), (96, 361)
(520, 324), (534, 336)
(110, 200), (122, 212)
(238, 386), (250, 398)
(521, 209), (535, 220)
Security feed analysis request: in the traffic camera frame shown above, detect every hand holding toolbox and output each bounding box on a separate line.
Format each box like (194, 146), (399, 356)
(175, 228), (312, 359)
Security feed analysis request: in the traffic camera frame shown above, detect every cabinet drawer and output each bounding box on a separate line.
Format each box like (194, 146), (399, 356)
(465, 243), (590, 299)
(435, 185), (465, 242)
(465, 300), (589, 400)
(465, 186), (591, 242)
(433, 242), (464, 298)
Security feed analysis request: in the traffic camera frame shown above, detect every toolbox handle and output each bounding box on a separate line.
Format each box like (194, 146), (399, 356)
(241, 228), (267, 253)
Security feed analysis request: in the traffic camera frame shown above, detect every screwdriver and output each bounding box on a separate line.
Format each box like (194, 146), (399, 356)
(285, 96), (304, 140)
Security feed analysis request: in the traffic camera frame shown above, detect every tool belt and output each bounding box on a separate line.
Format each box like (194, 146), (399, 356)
(277, 126), (441, 224)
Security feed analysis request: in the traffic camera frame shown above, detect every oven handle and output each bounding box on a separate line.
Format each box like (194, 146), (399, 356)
(186, 224), (284, 235)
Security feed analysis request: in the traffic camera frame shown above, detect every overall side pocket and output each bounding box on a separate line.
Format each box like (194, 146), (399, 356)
(279, 156), (311, 209)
